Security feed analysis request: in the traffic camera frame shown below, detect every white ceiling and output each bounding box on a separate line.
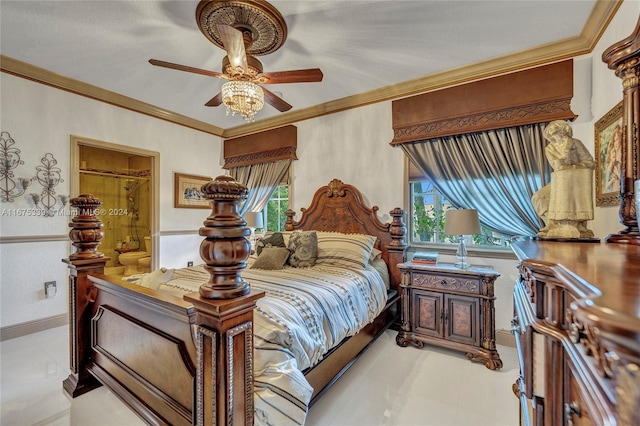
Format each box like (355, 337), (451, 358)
(0, 1), (599, 132)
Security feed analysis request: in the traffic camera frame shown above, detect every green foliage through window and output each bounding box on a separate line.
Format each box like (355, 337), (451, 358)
(410, 181), (510, 248)
(264, 185), (289, 232)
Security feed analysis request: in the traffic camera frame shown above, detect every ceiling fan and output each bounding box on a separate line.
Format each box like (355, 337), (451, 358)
(149, 1), (323, 120)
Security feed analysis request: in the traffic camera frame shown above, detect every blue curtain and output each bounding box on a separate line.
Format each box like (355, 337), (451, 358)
(230, 159), (291, 215)
(401, 123), (551, 237)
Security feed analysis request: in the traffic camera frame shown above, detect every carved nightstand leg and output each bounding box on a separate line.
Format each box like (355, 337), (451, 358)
(396, 332), (424, 348)
(466, 349), (503, 370)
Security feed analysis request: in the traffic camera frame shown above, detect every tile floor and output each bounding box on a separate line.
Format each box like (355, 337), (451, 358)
(1, 326), (520, 425)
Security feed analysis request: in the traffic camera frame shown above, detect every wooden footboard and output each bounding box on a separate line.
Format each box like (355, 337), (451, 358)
(87, 276), (196, 425)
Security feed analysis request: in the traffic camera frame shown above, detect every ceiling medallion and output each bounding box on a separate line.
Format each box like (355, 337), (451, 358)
(196, 0), (287, 56)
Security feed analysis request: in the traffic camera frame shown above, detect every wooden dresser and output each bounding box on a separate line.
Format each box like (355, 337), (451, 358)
(396, 261), (502, 370)
(511, 240), (640, 426)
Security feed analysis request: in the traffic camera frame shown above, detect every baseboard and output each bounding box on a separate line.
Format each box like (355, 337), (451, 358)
(0, 314), (68, 341)
(495, 328), (516, 348)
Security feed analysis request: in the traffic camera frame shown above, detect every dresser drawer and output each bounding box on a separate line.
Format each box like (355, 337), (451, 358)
(565, 364), (594, 426)
(411, 272), (481, 295)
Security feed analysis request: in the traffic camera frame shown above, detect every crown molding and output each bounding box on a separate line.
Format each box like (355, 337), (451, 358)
(0, 1), (621, 139)
(0, 55), (225, 137)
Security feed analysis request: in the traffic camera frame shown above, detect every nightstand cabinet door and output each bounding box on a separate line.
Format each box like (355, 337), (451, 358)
(412, 290), (442, 338)
(445, 294), (480, 346)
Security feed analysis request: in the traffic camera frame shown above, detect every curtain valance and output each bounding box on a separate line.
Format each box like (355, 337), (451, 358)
(223, 125), (297, 169)
(390, 60), (577, 145)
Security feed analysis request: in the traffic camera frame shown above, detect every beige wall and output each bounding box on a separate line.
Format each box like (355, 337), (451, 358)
(0, 72), (223, 328)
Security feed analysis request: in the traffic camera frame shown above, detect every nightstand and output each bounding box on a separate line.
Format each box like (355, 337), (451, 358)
(396, 261), (502, 370)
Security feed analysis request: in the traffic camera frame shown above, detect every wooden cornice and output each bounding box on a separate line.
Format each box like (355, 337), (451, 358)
(0, 1), (621, 139)
(223, 125), (297, 168)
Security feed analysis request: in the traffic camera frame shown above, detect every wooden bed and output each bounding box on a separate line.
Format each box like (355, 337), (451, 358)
(62, 177), (407, 425)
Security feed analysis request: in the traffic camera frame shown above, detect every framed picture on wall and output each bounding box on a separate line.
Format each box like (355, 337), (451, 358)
(594, 101), (623, 207)
(174, 173), (212, 209)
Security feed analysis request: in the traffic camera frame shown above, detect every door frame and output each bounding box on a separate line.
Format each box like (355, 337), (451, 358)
(70, 136), (160, 271)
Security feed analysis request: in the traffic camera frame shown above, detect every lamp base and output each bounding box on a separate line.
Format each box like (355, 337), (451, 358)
(454, 261), (471, 269)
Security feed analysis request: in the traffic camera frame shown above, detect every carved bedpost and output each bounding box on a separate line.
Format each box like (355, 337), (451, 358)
(387, 207), (408, 291)
(603, 18), (640, 244)
(183, 175), (264, 426)
(62, 194), (109, 397)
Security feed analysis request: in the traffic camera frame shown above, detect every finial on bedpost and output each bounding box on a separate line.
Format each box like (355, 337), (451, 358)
(68, 194), (105, 260)
(285, 209), (296, 231)
(389, 207), (408, 248)
(198, 175), (251, 299)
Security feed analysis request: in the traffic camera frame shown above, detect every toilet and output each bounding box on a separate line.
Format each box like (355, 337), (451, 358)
(118, 236), (151, 275)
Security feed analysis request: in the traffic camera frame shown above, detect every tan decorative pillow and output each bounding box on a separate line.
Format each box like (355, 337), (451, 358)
(250, 247), (291, 270)
(315, 231), (377, 269)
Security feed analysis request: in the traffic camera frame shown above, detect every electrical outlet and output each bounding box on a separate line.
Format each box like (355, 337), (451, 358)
(44, 281), (57, 298)
(187, 261), (194, 267)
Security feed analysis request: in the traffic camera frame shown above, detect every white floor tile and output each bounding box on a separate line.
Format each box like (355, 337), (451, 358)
(2, 327), (520, 425)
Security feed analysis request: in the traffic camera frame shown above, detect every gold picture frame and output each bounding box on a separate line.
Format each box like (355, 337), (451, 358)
(594, 101), (623, 207)
(174, 173), (211, 209)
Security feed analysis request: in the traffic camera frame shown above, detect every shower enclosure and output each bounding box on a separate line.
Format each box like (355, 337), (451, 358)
(71, 137), (159, 272)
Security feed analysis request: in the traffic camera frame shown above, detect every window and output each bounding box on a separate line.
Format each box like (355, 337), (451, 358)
(264, 184), (289, 232)
(410, 181), (510, 248)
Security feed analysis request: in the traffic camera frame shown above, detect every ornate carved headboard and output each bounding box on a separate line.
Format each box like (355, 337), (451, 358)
(284, 178), (407, 291)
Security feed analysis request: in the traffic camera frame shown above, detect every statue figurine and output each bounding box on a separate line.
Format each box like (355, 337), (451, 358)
(532, 120), (596, 239)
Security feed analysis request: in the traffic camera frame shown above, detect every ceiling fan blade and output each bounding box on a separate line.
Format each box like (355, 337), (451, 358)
(204, 92), (223, 107)
(217, 24), (248, 74)
(262, 87), (292, 112)
(258, 68), (323, 84)
(149, 59), (227, 79)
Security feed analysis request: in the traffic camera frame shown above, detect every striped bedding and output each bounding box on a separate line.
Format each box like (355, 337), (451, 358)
(143, 258), (388, 425)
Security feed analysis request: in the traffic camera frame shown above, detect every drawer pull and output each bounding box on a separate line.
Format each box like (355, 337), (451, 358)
(565, 401), (581, 426)
(440, 279), (448, 286)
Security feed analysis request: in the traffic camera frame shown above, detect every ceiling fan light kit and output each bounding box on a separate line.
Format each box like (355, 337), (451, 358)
(221, 80), (264, 121)
(149, 0), (323, 122)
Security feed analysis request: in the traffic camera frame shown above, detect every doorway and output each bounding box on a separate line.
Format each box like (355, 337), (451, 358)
(70, 136), (159, 275)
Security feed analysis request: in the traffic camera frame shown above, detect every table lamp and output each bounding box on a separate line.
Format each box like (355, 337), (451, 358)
(444, 209), (480, 269)
(244, 211), (264, 248)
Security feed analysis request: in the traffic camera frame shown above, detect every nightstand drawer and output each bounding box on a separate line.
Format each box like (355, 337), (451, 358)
(411, 272), (481, 295)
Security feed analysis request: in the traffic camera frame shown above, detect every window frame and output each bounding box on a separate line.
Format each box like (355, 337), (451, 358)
(406, 179), (515, 260)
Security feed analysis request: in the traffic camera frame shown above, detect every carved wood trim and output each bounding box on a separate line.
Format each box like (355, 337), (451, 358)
(392, 98), (575, 144)
(391, 60), (576, 144)
(602, 17), (640, 243)
(226, 322), (254, 425)
(223, 125), (297, 168)
(195, 326), (216, 426)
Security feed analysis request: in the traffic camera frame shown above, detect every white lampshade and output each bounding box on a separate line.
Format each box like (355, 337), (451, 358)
(444, 209), (480, 235)
(244, 211), (264, 229)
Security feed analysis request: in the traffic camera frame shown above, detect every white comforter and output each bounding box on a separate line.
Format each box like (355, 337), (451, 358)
(150, 260), (388, 425)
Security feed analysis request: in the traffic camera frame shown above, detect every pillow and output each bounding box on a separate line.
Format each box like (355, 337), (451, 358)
(138, 268), (174, 290)
(315, 231), (377, 269)
(369, 247), (382, 263)
(370, 257), (390, 289)
(287, 231), (318, 268)
(255, 232), (286, 256)
(250, 247), (291, 270)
